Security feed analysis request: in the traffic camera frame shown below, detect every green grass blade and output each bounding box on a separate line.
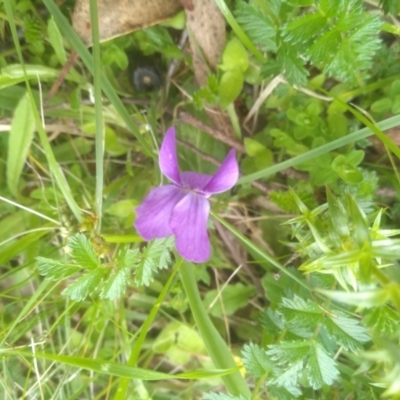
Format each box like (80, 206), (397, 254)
(239, 114), (400, 184)
(42, 0), (154, 158)
(6, 91), (35, 196)
(1, 350), (238, 381)
(4, 0), (83, 222)
(211, 211), (311, 291)
(89, 0), (105, 232)
(332, 95), (400, 160)
(114, 258), (183, 400)
(0, 279), (54, 346)
(214, 0), (264, 62)
(0, 229), (51, 266)
(180, 261), (252, 398)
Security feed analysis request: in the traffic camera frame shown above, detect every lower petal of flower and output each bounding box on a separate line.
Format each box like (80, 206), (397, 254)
(134, 185), (185, 240)
(170, 192), (211, 263)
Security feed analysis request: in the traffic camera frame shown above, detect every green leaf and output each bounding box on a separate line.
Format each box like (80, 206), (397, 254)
(61, 269), (105, 301)
(203, 283), (257, 317)
(2, 64), (61, 80)
(0, 74), (31, 89)
(306, 342), (339, 389)
(68, 234), (101, 270)
(316, 288), (389, 308)
(325, 314), (370, 351)
(363, 306), (400, 336)
(135, 238), (173, 286)
(260, 309), (285, 336)
(327, 189), (349, 240)
(331, 155), (363, 184)
(6, 91), (35, 196)
(100, 246), (138, 300)
(267, 341), (310, 366)
(371, 97), (392, 114)
(153, 322), (204, 356)
(380, 0), (400, 14)
(279, 295), (323, 338)
(273, 361), (304, 387)
(47, 17), (67, 65)
(235, 1), (277, 52)
(221, 38), (248, 72)
(347, 194), (370, 247)
(241, 343), (273, 378)
(100, 266), (131, 300)
(121, 247), (140, 267)
(282, 1), (381, 83)
(268, 384), (302, 400)
(219, 69), (244, 109)
(106, 199), (137, 218)
(244, 138), (266, 157)
(283, 13), (327, 45)
(275, 42), (308, 86)
(102, 43), (128, 70)
(36, 257), (81, 280)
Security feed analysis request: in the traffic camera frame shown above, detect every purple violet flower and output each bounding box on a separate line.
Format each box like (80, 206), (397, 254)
(134, 127), (239, 263)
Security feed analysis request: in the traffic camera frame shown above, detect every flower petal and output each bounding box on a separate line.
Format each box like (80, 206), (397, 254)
(203, 149), (239, 194)
(134, 185), (185, 240)
(181, 171), (212, 191)
(159, 127), (181, 185)
(170, 193), (211, 263)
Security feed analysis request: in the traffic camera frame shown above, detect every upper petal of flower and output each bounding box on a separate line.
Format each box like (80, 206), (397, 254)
(203, 149), (239, 194)
(180, 171), (212, 191)
(159, 127), (181, 185)
(170, 192), (211, 263)
(134, 185), (186, 240)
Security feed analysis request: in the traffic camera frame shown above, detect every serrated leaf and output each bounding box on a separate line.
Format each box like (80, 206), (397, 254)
(267, 341), (311, 365)
(62, 269), (104, 301)
(68, 234), (100, 270)
(325, 314), (370, 351)
(121, 247), (140, 267)
(235, 1), (277, 52)
(306, 342), (339, 389)
(135, 238), (173, 286)
(241, 343), (272, 378)
(276, 43), (308, 86)
(273, 361), (304, 387)
(282, 1), (381, 83)
(283, 13), (327, 45)
(260, 308), (285, 335)
(36, 257), (81, 280)
(100, 266), (131, 300)
(279, 295), (323, 338)
(268, 384), (302, 400)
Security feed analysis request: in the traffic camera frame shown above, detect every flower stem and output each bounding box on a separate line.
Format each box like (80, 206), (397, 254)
(180, 261), (251, 398)
(114, 257), (183, 400)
